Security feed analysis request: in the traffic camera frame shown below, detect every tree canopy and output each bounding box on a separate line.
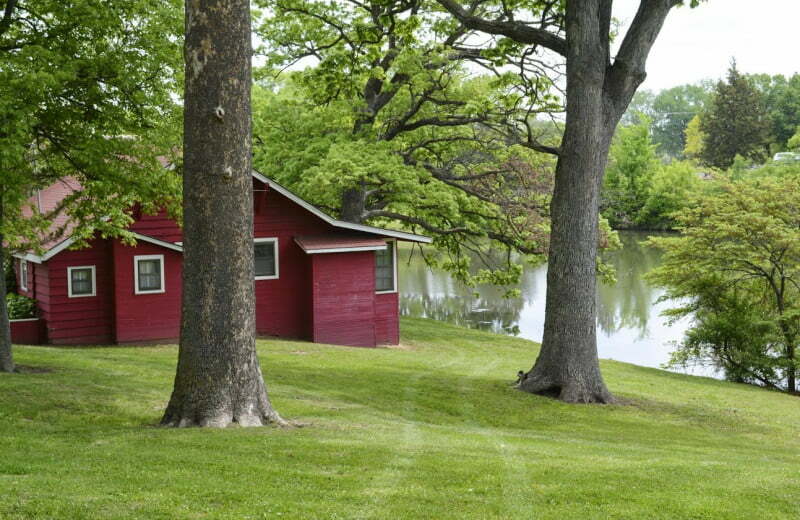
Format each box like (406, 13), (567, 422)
(0, 0), (183, 372)
(254, 0), (573, 286)
(0, 0), (182, 252)
(647, 176), (800, 393)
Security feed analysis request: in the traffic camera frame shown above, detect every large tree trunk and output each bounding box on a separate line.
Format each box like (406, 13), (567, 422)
(340, 187), (367, 223)
(519, 3), (616, 403)
(0, 236), (15, 374)
(161, 0), (283, 427)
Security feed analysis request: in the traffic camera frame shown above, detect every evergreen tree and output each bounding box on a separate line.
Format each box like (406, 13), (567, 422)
(700, 62), (770, 168)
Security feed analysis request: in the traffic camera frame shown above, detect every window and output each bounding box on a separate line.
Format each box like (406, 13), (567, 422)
(68, 266), (96, 298)
(134, 255), (165, 294)
(375, 240), (396, 293)
(19, 260), (28, 292)
(254, 238), (279, 280)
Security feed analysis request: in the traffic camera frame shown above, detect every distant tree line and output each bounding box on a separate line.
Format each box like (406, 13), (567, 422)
(601, 61), (800, 231)
(624, 62), (800, 165)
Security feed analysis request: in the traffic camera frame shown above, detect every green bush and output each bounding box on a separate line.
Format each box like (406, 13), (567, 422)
(6, 293), (37, 320)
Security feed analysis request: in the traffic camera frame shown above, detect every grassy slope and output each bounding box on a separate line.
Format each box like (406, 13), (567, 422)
(1, 318), (799, 520)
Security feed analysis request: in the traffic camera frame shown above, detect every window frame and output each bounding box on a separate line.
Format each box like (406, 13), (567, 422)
(254, 237), (279, 281)
(134, 254), (166, 295)
(375, 239), (397, 294)
(67, 265), (97, 298)
(19, 259), (28, 292)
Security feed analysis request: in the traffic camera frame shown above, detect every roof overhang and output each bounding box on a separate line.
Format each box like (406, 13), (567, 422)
(13, 232), (183, 264)
(252, 171), (433, 244)
(14, 171), (432, 263)
(295, 235), (389, 255)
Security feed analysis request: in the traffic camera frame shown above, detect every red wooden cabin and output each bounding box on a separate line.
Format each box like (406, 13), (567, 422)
(10, 172), (430, 347)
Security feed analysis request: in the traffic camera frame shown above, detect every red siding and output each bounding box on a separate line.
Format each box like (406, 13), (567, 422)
(19, 176), (405, 347)
(253, 188), (320, 340)
(375, 293), (400, 345)
(112, 240), (182, 343)
(10, 319), (43, 345)
(311, 251), (376, 347)
(41, 239), (115, 345)
(129, 208), (183, 243)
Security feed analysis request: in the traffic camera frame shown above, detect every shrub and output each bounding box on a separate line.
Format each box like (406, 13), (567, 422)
(6, 293), (37, 320)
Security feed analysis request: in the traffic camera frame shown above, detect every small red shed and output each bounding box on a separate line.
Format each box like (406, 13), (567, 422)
(11, 172), (430, 347)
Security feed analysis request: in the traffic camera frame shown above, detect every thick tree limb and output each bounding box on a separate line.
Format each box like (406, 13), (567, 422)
(604, 0), (682, 113)
(0, 0), (18, 37)
(436, 0), (567, 56)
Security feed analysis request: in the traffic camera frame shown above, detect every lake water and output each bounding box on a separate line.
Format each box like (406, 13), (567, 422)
(399, 231), (714, 375)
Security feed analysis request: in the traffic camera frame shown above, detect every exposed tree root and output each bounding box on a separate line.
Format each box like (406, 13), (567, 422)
(161, 408), (290, 429)
(518, 370), (616, 404)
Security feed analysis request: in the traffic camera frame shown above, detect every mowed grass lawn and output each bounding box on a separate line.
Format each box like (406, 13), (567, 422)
(1, 318), (799, 519)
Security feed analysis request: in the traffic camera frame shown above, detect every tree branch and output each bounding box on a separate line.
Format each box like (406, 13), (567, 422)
(435, 0), (567, 56)
(0, 0), (18, 37)
(604, 0), (681, 114)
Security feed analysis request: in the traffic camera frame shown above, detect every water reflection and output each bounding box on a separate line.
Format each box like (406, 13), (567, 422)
(399, 232), (701, 373)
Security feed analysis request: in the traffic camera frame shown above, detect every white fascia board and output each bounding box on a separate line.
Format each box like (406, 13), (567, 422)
(12, 252), (43, 264)
(252, 171), (433, 244)
(302, 245), (388, 255)
(32, 232), (182, 265)
(41, 237), (77, 262)
(12, 236), (76, 264)
(130, 232), (184, 253)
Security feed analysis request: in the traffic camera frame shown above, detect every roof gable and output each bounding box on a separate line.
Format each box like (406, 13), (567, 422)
(14, 171), (431, 263)
(251, 171), (431, 244)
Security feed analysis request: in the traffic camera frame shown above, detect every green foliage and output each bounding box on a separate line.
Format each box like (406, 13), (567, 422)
(252, 0), (570, 289)
(602, 117), (704, 230)
(621, 83), (711, 159)
(646, 177), (800, 391)
(636, 161), (703, 230)
(3, 260), (15, 294)
(751, 73), (800, 150)
(651, 83), (711, 158)
(252, 80), (558, 287)
(682, 114), (705, 160)
(789, 126), (800, 151)
(6, 293), (36, 320)
(699, 63), (771, 168)
(0, 0), (184, 255)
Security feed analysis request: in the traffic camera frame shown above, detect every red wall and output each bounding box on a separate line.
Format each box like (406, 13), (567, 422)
(311, 251), (377, 347)
(112, 240), (182, 343)
(129, 208), (183, 243)
(252, 187), (319, 340)
(38, 239), (116, 345)
(9, 319), (43, 345)
(18, 178), (403, 346)
(375, 293), (399, 345)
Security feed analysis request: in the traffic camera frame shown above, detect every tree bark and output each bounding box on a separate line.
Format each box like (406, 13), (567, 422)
(434, 0), (680, 403)
(161, 0), (283, 427)
(340, 187), (367, 223)
(0, 235), (15, 374)
(519, 3), (617, 403)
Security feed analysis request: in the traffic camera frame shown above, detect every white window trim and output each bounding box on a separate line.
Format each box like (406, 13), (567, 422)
(67, 266), (97, 298)
(376, 239), (398, 294)
(19, 260), (28, 292)
(254, 237), (279, 280)
(134, 254), (166, 295)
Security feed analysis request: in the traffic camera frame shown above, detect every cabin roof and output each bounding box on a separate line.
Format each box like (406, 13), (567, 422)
(14, 170), (430, 264)
(294, 235), (389, 254)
